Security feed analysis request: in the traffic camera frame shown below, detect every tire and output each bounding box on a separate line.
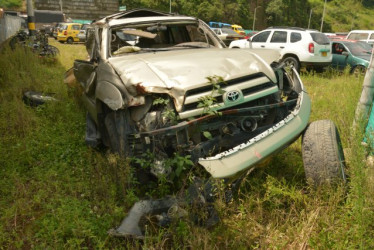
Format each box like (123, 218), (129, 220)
(351, 65), (366, 77)
(67, 37), (74, 44)
(302, 120), (346, 186)
(282, 56), (300, 73)
(98, 103), (135, 156)
(22, 91), (57, 107)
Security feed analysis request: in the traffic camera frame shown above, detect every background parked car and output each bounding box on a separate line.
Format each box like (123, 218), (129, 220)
(229, 27), (332, 72)
(346, 30), (374, 46)
(211, 27), (244, 46)
(52, 22), (65, 40)
(77, 24), (90, 42)
(57, 23), (82, 44)
(208, 21), (231, 29)
(331, 39), (372, 74)
(231, 24), (245, 36)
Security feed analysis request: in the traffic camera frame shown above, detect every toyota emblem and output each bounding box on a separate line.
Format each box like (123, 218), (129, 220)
(226, 90), (240, 102)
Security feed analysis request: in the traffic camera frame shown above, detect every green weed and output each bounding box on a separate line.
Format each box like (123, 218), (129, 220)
(1, 39), (374, 249)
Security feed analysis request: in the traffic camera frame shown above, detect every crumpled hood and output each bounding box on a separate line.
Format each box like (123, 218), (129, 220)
(108, 48), (280, 111)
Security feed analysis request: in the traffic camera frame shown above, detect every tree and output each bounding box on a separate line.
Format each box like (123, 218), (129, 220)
(0, 0), (22, 9)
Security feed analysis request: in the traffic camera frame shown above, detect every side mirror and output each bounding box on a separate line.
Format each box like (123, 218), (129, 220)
(342, 51), (349, 56)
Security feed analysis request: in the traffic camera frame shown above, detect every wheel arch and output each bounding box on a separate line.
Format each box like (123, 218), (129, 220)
(282, 53), (300, 62)
(350, 64), (367, 71)
(95, 81), (124, 111)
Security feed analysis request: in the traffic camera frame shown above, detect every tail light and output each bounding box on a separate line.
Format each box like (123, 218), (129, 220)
(64, 31), (67, 36)
(308, 43), (314, 53)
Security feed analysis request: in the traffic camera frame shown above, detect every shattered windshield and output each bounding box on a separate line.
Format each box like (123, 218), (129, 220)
(110, 21), (217, 56)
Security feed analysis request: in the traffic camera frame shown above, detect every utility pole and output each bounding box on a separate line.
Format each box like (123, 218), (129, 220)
(308, 9), (313, 29)
(252, 6), (262, 31)
(320, 0), (327, 32)
(26, 0), (36, 36)
(169, 0), (171, 13)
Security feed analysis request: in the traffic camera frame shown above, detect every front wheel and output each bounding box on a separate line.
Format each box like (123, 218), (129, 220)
(98, 103), (135, 156)
(351, 65), (366, 77)
(302, 120), (346, 186)
(282, 56), (300, 73)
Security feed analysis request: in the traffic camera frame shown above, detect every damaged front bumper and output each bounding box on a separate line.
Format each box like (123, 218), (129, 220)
(134, 90), (310, 179)
(199, 90), (311, 178)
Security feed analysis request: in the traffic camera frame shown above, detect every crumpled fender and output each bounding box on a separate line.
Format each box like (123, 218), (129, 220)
(96, 81), (124, 110)
(95, 61), (145, 110)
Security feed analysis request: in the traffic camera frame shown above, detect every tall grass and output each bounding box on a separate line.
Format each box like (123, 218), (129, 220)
(0, 41), (373, 248)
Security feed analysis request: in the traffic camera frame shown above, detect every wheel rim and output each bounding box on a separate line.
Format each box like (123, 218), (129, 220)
(283, 58), (298, 73)
(284, 59), (295, 68)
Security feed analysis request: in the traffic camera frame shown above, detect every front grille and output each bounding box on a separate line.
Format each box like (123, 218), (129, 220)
(184, 73), (265, 98)
(181, 73), (277, 114)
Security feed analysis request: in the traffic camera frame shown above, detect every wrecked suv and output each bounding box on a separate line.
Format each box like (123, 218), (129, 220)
(71, 8), (345, 180)
(70, 9), (345, 236)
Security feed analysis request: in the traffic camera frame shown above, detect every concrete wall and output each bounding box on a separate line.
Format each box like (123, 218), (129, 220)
(0, 14), (25, 44)
(35, 0), (119, 21)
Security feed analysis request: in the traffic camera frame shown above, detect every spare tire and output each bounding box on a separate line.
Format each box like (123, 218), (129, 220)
(302, 120), (346, 186)
(22, 91), (57, 107)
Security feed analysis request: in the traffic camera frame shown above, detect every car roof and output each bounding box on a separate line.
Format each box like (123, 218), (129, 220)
(265, 26), (320, 32)
(63, 23), (82, 25)
(107, 16), (198, 27)
(349, 30), (374, 33)
(94, 8), (197, 26)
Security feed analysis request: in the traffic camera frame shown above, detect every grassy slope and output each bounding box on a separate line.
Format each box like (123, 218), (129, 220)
(0, 40), (373, 248)
(309, 0), (374, 32)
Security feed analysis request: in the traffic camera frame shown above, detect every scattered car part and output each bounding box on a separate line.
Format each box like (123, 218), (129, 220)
(22, 91), (57, 107)
(9, 30), (60, 57)
(108, 178), (220, 238)
(302, 120), (346, 186)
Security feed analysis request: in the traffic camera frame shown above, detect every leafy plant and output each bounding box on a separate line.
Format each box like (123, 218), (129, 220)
(153, 97), (178, 124)
(197, 75), (226, 116)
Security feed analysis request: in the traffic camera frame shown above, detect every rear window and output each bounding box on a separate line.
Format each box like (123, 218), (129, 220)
(291, 32), (301, 43)
(347, 32), (369, 40)
(310, 32), (330, 45)
(270, 31), (287, 43)
(72, 25), (81, 31)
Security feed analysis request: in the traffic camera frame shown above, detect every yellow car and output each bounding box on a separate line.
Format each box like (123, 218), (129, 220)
(231, 24), (245, 36)
(57, 23), (82, 44)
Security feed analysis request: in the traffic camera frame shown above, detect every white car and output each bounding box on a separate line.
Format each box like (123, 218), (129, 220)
(229, 27), (332, 72)
(346, 30), (374, 45)
(211, 27), (244, 46)
(77, 24), (90, 42)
